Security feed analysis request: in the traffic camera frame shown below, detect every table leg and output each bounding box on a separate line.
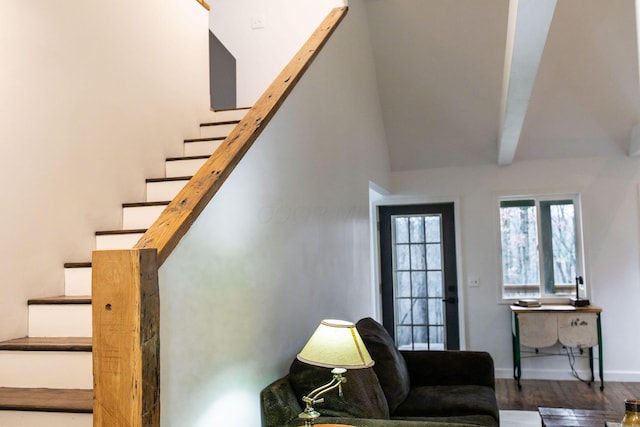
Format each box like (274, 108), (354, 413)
(588, 347), (594, 385)
(597, 313), (604, 391)
(513, 313), (522, 389)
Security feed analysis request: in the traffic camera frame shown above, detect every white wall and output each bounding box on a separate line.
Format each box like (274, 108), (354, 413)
(0, 0), (211, 340)
(209, 0), (347, 107)
(390, 156), (640, 381)
(159, 2), (389, 425)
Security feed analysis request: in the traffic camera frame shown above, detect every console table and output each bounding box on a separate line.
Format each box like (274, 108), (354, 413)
(510, 305), (603, 390)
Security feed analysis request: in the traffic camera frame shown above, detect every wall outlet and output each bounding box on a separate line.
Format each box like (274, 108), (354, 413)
(251, 14), (265, 29)
(468, 276), (480, 288)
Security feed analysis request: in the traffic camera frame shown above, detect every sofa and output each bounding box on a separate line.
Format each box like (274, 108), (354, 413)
(260, 317), (499, 427)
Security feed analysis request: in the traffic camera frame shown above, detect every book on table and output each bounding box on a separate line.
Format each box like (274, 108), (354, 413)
(515, 299), (541, 307)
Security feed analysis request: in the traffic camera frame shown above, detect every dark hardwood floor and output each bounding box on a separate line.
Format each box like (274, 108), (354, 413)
(497, 378), (640, 417)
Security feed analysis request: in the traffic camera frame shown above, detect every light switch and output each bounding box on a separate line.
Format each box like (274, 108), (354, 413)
(468, 276), (480, 288)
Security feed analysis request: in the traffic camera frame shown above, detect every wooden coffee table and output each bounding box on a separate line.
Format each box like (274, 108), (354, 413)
(539, 407), (620, 426)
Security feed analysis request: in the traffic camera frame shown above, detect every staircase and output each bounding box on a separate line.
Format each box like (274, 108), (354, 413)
(0, 108), (249, 427)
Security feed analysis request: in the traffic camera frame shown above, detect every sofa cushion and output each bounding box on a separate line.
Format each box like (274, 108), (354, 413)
(393, 384), (499, 424)
(356, 317), (411, 413)
(401, 350), (495, 389)
(392, 415), (499, 427)
(288, 358), (390, 419)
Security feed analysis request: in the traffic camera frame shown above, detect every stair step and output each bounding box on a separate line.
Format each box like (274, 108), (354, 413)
(95, 229), (146, 250)
(145, 176), (191, 202)
(122, 201), (169, 229)
(0, 350), (92, 389)
(209, 107), (250, 122)
(165, 156), (208, 178)
(28, 299), (91, 338)
(199, 120), (239, 138)
(28, 296), (91, 305)
(63, 263), (91, 269)
(0, 387), (92, 413)
(0, 338), (92, 389)
(0, 337), (91, 352)
(64, 263), (92, 297)
(0, 410), (93, 427)
(0, 411), (92, 427)
(183, 136), (225, 157)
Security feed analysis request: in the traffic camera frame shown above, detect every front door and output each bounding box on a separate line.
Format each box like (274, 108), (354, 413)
(378, 203), (460, 350)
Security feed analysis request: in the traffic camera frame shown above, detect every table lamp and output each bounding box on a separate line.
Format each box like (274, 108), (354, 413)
(569, 275), (590, 307)
(296, 319), (374, 427)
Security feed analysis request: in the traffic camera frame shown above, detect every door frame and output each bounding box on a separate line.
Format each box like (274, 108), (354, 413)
(370, 194), (467, 350)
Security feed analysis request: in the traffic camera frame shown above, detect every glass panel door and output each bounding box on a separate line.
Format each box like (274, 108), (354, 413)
(379, 203), (459, 350)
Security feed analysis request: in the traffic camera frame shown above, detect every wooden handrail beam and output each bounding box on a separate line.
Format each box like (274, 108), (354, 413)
(134, 6), (348, 266)
(195, 0), (210, 11)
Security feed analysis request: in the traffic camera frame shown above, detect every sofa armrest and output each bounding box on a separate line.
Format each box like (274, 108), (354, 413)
(400, 350), (495, 389)
(260, 376), (302, 427)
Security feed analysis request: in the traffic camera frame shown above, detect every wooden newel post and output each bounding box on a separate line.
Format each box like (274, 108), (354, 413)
(92, 249), (160, 427)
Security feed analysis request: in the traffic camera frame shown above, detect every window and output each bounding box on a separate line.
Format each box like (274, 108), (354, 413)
(499, 195), (583, 300)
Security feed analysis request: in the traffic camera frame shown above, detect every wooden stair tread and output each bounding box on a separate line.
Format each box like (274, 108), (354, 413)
(0, 387), (93, 413)
(184, 136), (225, 143)
(210, 106), (251, 112)
(122, 201), (170, 208)
(199, 119), (240, 127)
(165, 155), (210, 162)
(63, 262), (91, 269)
(146, 176), (192, 183)
(0, 337), (91, 351)
(28, 296), (91, 305)
(95, 228), (146, 236)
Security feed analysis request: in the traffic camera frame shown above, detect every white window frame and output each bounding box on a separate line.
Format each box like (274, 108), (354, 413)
(497, 193), (586, 303)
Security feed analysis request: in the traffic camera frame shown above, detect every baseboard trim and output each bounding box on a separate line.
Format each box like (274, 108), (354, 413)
(495, 367), (640, 382)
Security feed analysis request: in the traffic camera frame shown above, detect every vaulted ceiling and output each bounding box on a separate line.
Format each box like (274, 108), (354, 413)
(364, 0), (640, 171)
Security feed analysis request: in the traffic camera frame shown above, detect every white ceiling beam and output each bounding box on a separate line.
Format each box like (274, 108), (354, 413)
(498, 0), (557, 166)
(497, 0), (519, 166)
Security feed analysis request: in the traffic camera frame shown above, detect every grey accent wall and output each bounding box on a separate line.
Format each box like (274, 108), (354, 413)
(209, 31), (237, 110)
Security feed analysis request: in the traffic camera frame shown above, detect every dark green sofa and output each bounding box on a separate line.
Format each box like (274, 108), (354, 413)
(260, 317), (499, 427)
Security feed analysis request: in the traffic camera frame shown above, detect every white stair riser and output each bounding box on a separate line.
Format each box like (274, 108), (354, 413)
(95, 233), (144, 250)
(200, 123), (237, 138)
(210, 108), (249, 122)
(28, 305), (92, 337)
(0, 351), (92, 389)
(184, 139), (223, 157)
(0, 411), (92, 427)
(64, 267), (92, 297)
(165, 158), (207, 178)
(146, 180), (189, 202)
(122, 205), (167, 229)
